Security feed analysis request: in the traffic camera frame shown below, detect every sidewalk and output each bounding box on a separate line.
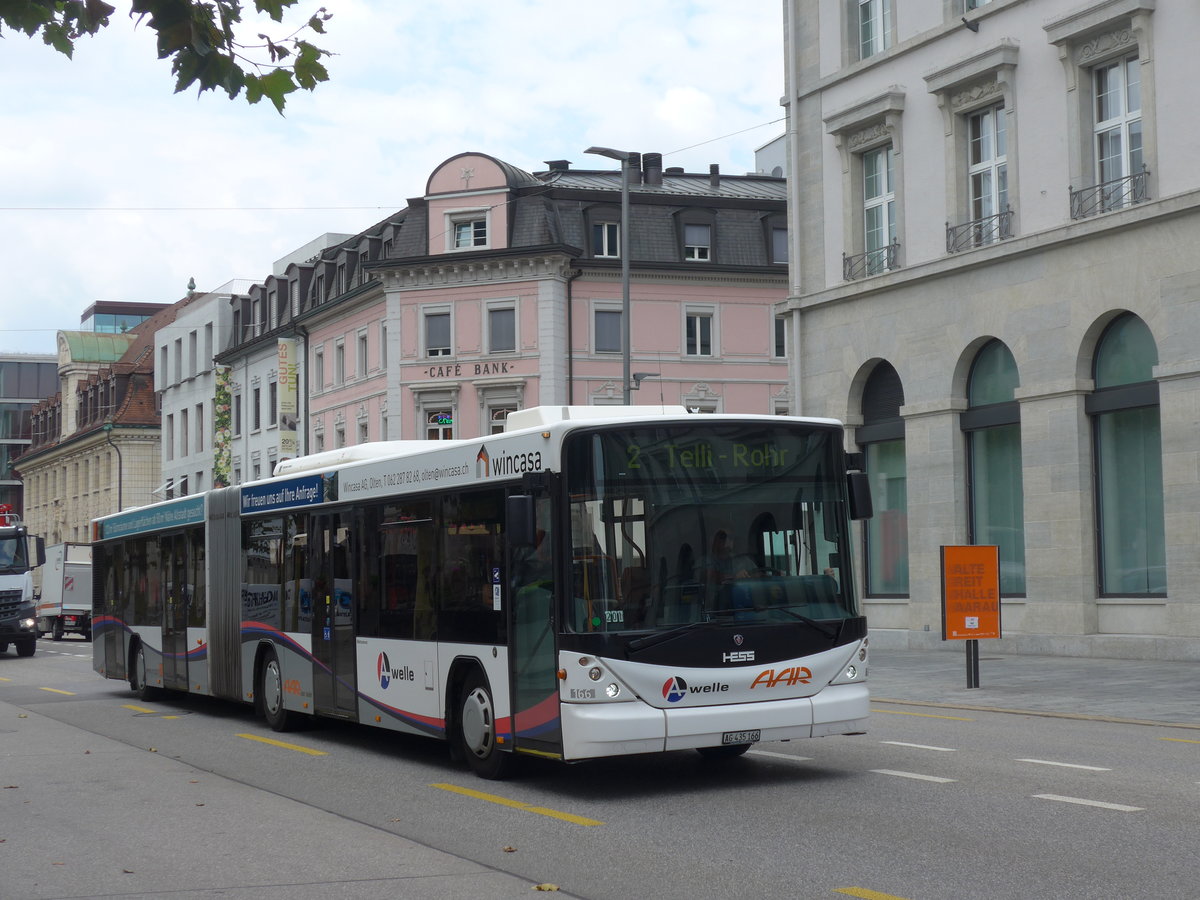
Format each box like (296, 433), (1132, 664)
(868, 647), (1200, 727)
(0, 698), (565, 900)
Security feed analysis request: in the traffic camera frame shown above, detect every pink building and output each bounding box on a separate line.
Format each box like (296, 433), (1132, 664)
(227, 151), (791, 453)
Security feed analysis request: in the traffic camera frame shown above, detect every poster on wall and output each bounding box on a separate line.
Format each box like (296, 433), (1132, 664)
(277, 338), (299, 457)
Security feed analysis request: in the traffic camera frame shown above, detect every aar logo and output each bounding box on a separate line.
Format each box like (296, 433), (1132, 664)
(662, 676), (688, 703)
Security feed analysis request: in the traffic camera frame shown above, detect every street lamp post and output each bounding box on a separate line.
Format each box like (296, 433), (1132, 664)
(101, 420), (123, 512)
(585, 146), (633, 403)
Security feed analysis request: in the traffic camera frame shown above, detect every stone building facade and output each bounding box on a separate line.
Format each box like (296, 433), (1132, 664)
(781, 0), (1199, 659)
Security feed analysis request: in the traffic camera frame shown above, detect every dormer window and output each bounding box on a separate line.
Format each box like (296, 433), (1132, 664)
(684, 223), (712, 262)
(453, 218), (487, 249)
(445, 208), (490, 252)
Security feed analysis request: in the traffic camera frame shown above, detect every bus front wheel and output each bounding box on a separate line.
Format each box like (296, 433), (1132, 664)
(258, 648), (298, 732)
(458, 671), (514, 780)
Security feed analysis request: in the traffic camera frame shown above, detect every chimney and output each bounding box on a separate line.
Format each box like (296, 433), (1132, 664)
(628, 152), (642, 183)
(709, 164), (721, 189)
(543, 159), (571, 172)
(643, 152), (663, 186)
(665, 166), (684, 175)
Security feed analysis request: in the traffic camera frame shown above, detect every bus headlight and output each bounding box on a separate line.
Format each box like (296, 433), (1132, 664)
(20, 617), (35, 629)
(588, 666), (603, 682)
(845, 665), (858, 680)
(605, 683), (621, 699)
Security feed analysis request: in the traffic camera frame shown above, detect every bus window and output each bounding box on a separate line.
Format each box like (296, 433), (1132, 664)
(438, 490), (505, 644)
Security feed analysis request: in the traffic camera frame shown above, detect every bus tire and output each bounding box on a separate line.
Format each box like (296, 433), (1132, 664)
(458, 670), (514, 780)
(696, 743), (753, 760)
(258, 648), (298, 732)
(130, 642), (161, 701)
(16, 638), (36, 658)
(52, 619), (64, 641)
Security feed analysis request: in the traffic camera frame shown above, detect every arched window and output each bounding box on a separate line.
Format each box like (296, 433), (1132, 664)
(962, 340), (1025, 595)
(858, 362), (907, 595)
(1087, 314), (1165, 595)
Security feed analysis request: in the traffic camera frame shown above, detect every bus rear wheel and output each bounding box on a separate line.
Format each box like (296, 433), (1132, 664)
(16, 638), (36, 658)
(458, 671), (514, 780)
(258, 648), (298, 732)
(130, 643), (160, 700)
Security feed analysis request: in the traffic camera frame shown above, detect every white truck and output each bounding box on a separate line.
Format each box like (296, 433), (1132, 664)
(0, 506), (46, 658)
(37, 542), (93, 641)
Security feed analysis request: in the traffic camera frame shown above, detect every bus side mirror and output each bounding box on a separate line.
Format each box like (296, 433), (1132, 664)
(30, 535), (46, 567)
(847, 472), (873, 521)
(507, 495), (537, 548)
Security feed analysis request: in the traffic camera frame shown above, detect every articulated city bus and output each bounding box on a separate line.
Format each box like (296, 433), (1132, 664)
(92, 405), (873, 778)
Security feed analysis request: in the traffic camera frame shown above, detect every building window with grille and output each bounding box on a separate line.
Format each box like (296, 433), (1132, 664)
(862, 145), (896, 275)
(427, 410), (454, 440)
(1094, 54), (1142, 209)
(490, 407), (514, 434)
(968, 105), (1008, 241)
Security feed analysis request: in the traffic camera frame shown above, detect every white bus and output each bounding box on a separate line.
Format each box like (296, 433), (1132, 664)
(92, 406), (873, 778)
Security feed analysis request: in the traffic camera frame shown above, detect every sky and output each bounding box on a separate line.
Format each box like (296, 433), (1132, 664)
(0, 1), (785, 356)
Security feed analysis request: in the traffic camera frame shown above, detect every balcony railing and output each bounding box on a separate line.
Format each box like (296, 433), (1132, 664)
(843, 241), (900, 281)
(1070, 168), (1150, 220)
(947, 206), (1013, 253)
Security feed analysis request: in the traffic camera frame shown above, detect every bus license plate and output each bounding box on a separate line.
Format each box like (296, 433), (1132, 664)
(721, 729), (760, 745)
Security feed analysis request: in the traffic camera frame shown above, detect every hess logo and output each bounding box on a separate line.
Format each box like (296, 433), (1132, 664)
(376, 652), (415, 690)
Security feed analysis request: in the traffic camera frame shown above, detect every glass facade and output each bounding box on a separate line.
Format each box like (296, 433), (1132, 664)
(1092, 315), (1164, 595)
(965, 341), (1025, 595)
(0, 358), (57, 517)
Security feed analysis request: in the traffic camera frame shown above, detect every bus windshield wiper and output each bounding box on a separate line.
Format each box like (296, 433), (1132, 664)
(755, 605), (840, 639)
(627, 620), (718, 653)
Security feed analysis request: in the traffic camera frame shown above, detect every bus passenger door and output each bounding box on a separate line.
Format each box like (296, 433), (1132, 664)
(309, 513), (358, 719)
(161, 533), (189, 691)
(507, 495), (563, 756)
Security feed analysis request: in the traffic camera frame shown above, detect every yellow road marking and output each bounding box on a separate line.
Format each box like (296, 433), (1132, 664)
(432, 783), (604, 826)
(0, 676), (11, 682)
(39, 687), (76, 695)
(123, 704), (156, 713)
(871, 708), (973, 721)
(236, 733), (328, 756)
(835, 888), (911, 900)
(1161, 737), (1200, 744)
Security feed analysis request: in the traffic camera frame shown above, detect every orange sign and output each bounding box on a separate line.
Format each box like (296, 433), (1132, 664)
(941, 545), (1001, 640)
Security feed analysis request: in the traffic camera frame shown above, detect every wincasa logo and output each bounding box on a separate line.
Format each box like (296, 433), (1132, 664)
(475, 446), (490, 478)
(750, 666), (813, 689)
(490, 449), (542, 477)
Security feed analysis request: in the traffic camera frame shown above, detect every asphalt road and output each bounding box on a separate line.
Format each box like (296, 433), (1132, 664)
(3, 640), (1197, 899)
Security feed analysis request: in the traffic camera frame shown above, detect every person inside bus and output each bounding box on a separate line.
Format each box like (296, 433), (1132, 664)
(705, 530), (757, 584)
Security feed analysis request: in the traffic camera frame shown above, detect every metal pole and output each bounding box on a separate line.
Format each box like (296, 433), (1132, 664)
(103, 425), (123, 512)
(620, 157), (631, 405)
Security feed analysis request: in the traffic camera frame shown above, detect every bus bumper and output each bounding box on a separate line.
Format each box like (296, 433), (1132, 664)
(560, 682), (869, 760)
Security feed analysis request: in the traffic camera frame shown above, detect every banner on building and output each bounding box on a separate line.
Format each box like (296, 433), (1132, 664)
(277, 338), (299, 457)
(212, 365), (232, 488)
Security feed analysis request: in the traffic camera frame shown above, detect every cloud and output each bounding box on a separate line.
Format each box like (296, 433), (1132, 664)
(0, 0), (783, 355)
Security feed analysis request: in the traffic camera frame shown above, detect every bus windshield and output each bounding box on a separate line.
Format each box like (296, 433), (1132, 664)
(563, 422), (857, 634)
